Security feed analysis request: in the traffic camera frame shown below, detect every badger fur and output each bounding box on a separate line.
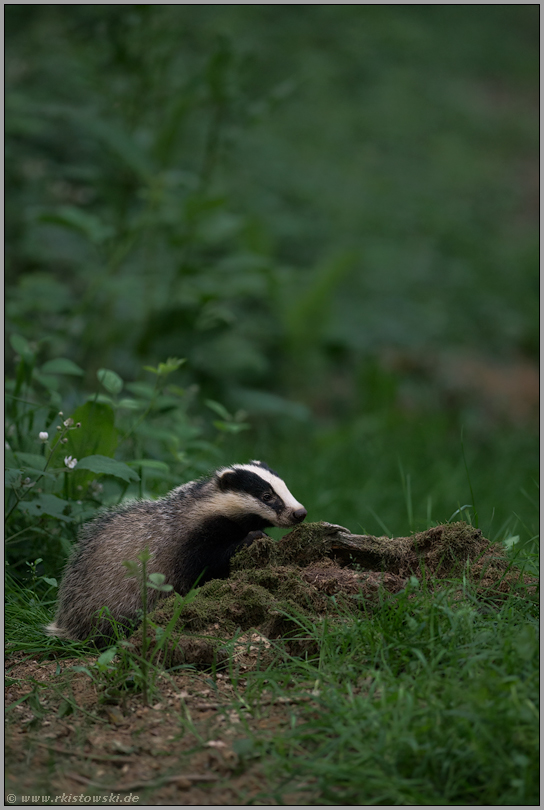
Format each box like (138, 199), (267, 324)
(46, 461), (307, 644)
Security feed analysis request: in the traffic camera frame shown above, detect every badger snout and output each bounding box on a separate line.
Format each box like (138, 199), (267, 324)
(291, 507), (307, 524)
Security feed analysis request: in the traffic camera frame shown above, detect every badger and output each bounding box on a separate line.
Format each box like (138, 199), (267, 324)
(46, 461), (307, 644)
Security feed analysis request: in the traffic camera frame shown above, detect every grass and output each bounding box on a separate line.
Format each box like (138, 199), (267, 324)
(5, 410), (539, 807)
(241, 584), (539, 805)
(5, 510), (539, 804)
(6, 417), (539, 806)
(4, 6), (538, 803)
(231, 411), (539, 551)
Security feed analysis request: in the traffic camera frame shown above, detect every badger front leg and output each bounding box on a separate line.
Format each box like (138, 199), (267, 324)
(241, 529), (269, 547)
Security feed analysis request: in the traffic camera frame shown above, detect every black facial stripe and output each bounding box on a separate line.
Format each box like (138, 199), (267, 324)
(219, 469), (282, 512)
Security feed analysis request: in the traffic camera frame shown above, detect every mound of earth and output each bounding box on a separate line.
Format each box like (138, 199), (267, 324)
(130, 521), (535, 671)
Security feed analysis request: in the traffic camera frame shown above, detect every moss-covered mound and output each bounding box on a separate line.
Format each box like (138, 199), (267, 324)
(130, 521), (535, 670)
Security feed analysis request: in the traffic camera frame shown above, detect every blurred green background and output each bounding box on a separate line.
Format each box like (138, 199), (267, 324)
(5, 5), (539, 547)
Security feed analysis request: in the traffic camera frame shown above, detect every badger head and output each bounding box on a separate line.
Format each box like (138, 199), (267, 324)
(215, 460), (307, 528)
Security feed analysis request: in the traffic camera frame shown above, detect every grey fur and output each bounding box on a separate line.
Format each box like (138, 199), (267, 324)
(45, 461), (306, 644)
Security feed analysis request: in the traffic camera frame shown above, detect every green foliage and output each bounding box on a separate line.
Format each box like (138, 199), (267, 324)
(3, 10), (539, 802)
(5, 346), (234, 580)
(5, 6), (538, 405)
(4, 7), (538, 539)
(247, 587), (539, 805)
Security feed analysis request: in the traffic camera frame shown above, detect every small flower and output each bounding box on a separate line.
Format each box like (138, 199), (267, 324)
(76, 422), (81, 428)
(61, 437), (68, 444)
(63, 418), (74, 427)
(39, 431), (49, 442)
(64, 455), (77, 469)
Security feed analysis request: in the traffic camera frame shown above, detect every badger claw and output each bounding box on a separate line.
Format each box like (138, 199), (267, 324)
(319, 522), (351, 535)
(242, 530), (269, 547)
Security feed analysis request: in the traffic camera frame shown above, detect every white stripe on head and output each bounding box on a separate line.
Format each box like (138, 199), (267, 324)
(191, 490), (273, 522)
(227, 462), (305, 511)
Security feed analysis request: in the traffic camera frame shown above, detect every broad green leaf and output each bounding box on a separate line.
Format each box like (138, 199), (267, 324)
(84, 117), (153, 180)
(41, 358), (85, 376)
(125, 382), (156, 399)
(5, 469), (22, 487)
(232, 388), (310, 421)
(148, 572), (167, 586)
(158, 357), (186, 375)
(17, 466), (55, 481)
(96, 647), (118, 668)
(128, 459), (170, 472)
(127, 459), (172, 482)
(39, 206), (114, 245)
(32, 371), (60, 392)
(56, 402), (118, 488)
(117, 398), (141, 410)
(10, 333), (35, 361)
(17, 493), (72, 522)
(76, 455), (139, 483)
(60, 401), (118, 460)
(71, 666), (93, 677)
(123, 560), (140, 577)
(205, 399), (232, 420)
(87, 393), (114, 405)
(97, 368), (123, 395)
(144, 357), (186, 376)
(12, 452), (47, 471)
(147, 573), (173, 592)
(213, 420), (250, 434)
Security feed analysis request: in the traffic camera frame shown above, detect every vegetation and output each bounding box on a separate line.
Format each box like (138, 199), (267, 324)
(5, 5), (538, 806)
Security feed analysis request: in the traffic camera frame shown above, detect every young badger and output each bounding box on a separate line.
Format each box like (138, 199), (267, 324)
(46, 461), (307, 643)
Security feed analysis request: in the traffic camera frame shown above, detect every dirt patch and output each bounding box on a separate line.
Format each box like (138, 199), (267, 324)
(129, 521), (536, 671)
(5, 521), (536, 805)
(5, 657), (317, 805)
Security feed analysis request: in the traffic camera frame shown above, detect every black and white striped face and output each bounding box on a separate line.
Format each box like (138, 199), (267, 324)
(216, 461), (307, 528)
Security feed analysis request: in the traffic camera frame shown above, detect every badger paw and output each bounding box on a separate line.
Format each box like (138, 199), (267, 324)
(242, 530), (269, 547)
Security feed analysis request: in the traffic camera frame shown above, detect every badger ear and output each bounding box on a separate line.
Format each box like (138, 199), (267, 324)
(217, 469), (239, 491)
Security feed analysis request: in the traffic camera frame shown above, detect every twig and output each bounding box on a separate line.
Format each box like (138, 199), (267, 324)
(67, 770), (220, 791)
(29, 740), (132, 763)
(190, 694), (316, 711)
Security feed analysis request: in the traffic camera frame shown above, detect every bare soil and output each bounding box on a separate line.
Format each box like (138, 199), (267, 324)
(5, 521), (535, 806)
(5, 654), (320, 805)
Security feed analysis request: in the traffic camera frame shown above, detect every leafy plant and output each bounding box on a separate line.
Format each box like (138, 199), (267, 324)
(5, 340), (238, 580)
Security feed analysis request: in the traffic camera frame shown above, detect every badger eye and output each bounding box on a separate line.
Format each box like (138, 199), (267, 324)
(261, 491), (274, 502)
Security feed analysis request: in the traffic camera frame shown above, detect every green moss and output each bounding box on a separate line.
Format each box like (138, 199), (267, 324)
(129, 521), (531, 670)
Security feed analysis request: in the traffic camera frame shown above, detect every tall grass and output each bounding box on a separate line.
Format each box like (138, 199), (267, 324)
(247, 584), (539, 806)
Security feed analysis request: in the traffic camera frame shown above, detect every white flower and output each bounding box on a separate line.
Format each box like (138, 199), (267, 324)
(39, 431), (49, 442)
(63, 418), (74, 427)
(64, 455), (78, 469)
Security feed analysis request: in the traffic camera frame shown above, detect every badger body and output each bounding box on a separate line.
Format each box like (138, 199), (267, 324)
(46, 461), (307, 644)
